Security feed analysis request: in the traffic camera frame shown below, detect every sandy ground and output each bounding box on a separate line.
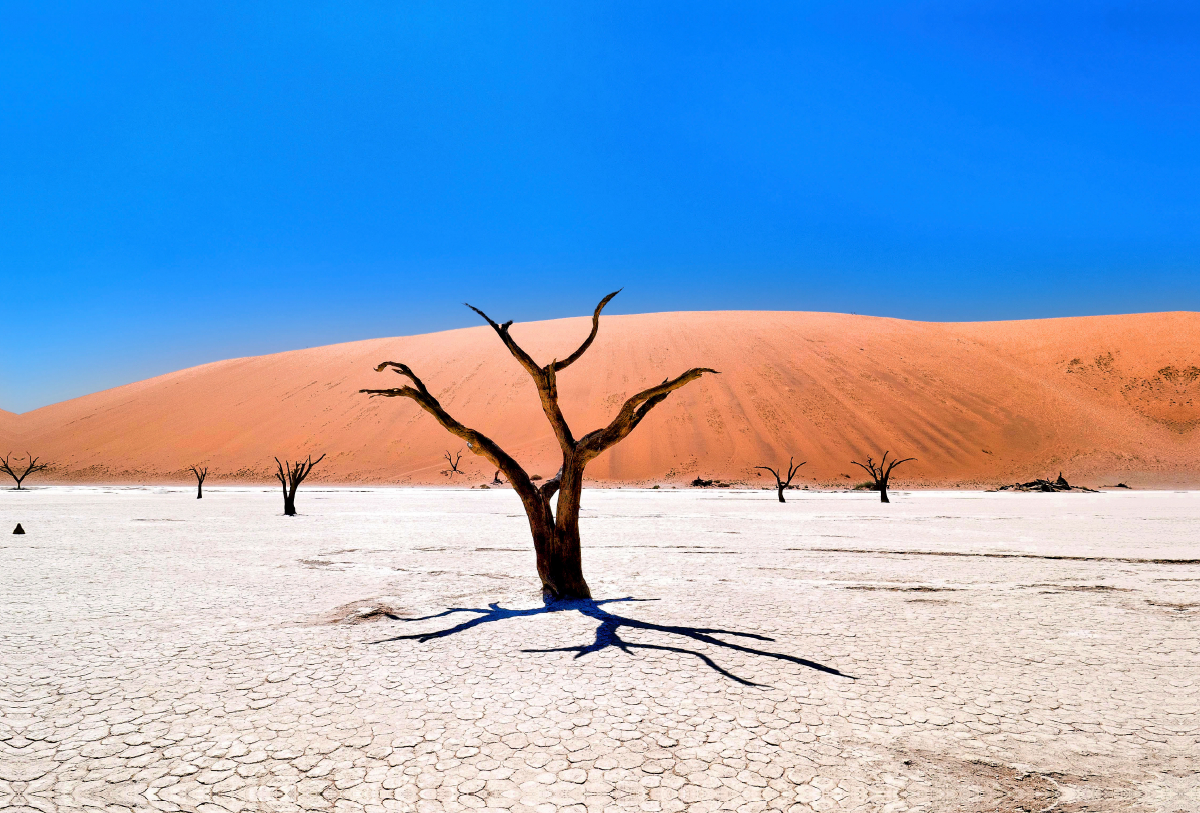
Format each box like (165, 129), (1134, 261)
(6, 310), (1200, 487)
(2, 487), (1197, 812)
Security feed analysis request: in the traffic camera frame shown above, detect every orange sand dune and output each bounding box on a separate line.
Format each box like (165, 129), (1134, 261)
(6, 311), (1200, 487)
(0, 409), (19, 452)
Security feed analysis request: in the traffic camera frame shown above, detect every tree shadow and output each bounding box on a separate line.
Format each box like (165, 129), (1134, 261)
(372, 597), (852, 686)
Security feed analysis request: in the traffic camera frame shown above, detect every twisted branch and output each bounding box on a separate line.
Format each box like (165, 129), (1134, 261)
(578, 367), (719, 462)
(1, 452), (49, 488)
(362, 363), (536, 500)
(756, 456), (806, 488)
(850, 451), (915, 484)
(275, 454), (326, 490)
(553, 289), (621, 372)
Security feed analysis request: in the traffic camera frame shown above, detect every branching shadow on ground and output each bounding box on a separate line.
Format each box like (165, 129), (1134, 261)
(372, 598), (852, 686)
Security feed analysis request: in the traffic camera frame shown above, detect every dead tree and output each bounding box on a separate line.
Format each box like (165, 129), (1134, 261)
(1, 453), (48, 490)
(444, 449), (463, 476)
(362, 290), (717, 601)
(274, 454), (326, 516)
(850, 451), (915, 503)
(755, 457), (806, 503)
(189, 465), (208, 499)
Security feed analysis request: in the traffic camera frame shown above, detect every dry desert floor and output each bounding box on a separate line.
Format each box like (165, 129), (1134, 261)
(2, 487), (1198, 812)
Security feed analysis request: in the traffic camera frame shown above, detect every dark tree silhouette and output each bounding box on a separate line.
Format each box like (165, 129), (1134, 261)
(755, 457), (806, 503)
(851, 451), (915, 503)
(492, 470), (503, 485)
(362, 291), (717, 601)
(274, 454), (326, 516)
(189, 465), (208, 499)
(444, 449), (463, 476)
(1, 453), (48, 490)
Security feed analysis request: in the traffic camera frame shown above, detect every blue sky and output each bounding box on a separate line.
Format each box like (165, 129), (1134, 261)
(3, 1), (1198, 412)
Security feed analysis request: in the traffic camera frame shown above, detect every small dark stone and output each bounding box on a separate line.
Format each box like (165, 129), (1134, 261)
(13, 523), (24, 534)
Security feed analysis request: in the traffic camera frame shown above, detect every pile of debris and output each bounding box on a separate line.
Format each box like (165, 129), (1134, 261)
(993, 473), (1098, 493)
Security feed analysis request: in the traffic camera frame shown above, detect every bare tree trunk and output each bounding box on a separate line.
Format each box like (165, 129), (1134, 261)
(547, 461), (589, 599)
(508, 466), (589, 600)
(361, 291), (716, 601)
(2, 453), (48, 490)
(275, 454), (324, 516)
(191, 466), (207, 499)
(756, 457), (805, 505)
(850, 452), (913, 506)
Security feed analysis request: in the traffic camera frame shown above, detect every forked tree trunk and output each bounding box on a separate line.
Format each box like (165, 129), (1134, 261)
(523, 496), (587, 598)
(1, 453), (48, 491)
(361, 291), (716, 601)
(850, 452), (913, 505)
(756, 457), (805, 505)
(191, 466), (207, 499)
(505, 459), (589, 598)
(275, 454), (324, 517)
(546, 461), (589, 597)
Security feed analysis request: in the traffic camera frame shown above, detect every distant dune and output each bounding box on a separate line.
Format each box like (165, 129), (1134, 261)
(3, 311), (1199, 487)
(0, 409), (18, 452)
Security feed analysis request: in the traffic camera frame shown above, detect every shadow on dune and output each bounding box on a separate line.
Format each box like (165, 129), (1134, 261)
(372, 597), (851, 686)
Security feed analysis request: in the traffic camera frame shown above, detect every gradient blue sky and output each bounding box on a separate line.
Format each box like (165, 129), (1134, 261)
(3, 1), (1198, 412)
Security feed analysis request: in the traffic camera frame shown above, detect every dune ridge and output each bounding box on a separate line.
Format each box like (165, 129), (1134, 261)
(3, 310), (1199, 487)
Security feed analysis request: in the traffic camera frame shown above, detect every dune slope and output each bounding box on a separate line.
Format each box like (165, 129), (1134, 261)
(0, 409), (19, 454)
(6, 311), (1200, 487)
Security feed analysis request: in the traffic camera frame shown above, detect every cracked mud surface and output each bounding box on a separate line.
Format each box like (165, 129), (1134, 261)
(2, 488), (1197, 811)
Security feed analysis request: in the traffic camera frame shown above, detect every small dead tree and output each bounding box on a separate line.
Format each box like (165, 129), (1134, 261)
(362, 290), (717, 601)
(189, 465), (208, 499)
(274, 454), (326, 516)
(1, 452), (48, 490)
(755, 457), (806, 503)
(444, 449), (463, 476)
(850, 451), (915, 503)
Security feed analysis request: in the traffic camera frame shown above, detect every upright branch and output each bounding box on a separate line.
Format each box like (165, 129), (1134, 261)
(362, 290), (718, 601)
(1, 453), (49, 490)
(443, 449), (463, 476)
(755, 456), (806, 503)
(189, 465), (208, 500)
(274, 454), (326, 516)
(850, 451), (915, 504)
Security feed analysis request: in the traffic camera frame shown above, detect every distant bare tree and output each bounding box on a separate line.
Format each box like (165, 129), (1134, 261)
(274, 454), (326, 516)
(362, 290), (717, 601)
(755, 457), (806, 503)
(444, 449), (463, 476)
(492, 470), (503, 485)
(189, 465), (208, 499)
(851, 451), (915, 503)
(1, 453), (48, 490)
